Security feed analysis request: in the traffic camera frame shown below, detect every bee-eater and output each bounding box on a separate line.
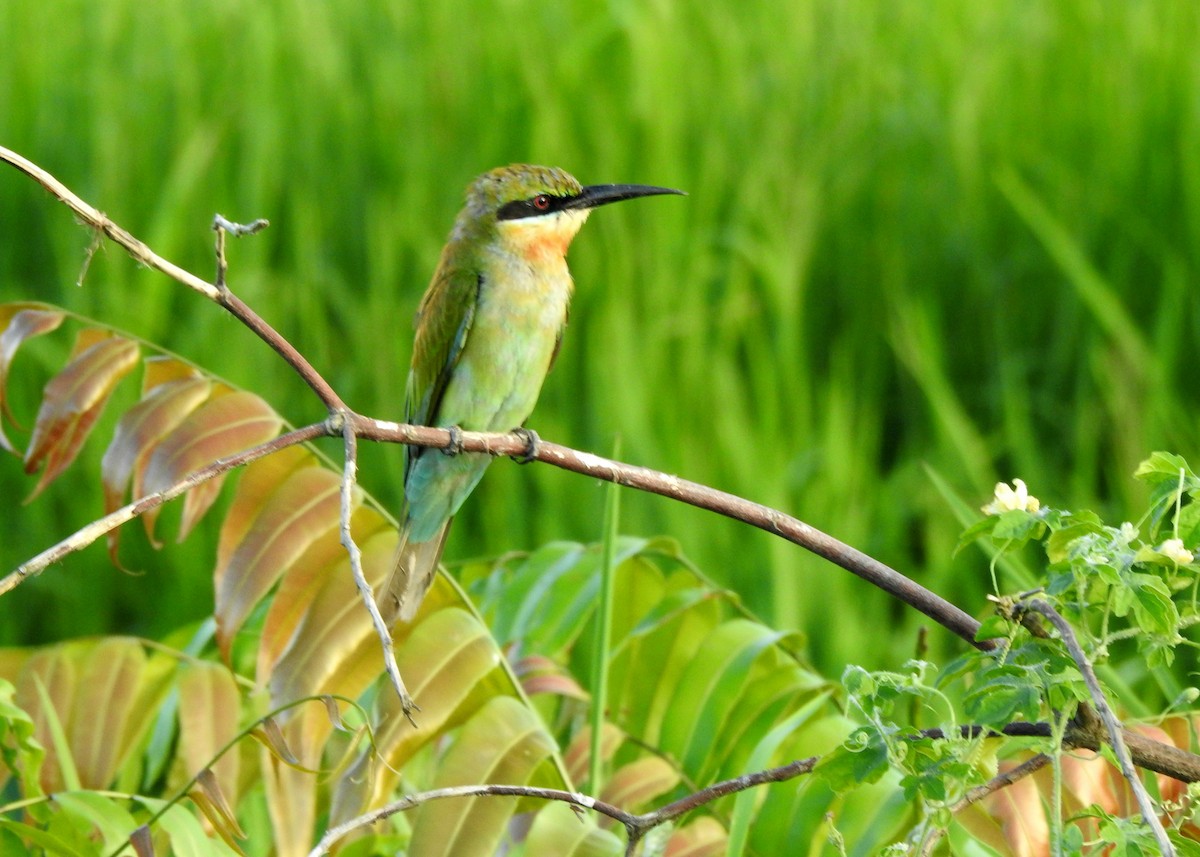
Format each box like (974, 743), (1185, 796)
(383, 164), (683, 623)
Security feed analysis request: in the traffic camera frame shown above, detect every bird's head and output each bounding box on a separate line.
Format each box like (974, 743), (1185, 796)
(457, 164), (683, 261)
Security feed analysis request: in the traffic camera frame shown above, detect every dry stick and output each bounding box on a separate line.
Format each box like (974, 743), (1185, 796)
(335, 415), (416, 719)
(0, 145), (219, 301)
(1022, 599), (1175, 856)
(305, 758), (817, 857)
(0, 424), (326, 595)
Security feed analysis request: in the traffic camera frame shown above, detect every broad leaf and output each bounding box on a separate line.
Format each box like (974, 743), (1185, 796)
(23, 331), (139, 498)
(0, 303), (64, 454)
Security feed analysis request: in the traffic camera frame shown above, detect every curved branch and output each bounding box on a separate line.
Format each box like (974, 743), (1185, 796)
(352, 415), (988, 650)
(0, 145), (219, 301)
(305, 758), (817, 856)
(0, 146), (346, 410)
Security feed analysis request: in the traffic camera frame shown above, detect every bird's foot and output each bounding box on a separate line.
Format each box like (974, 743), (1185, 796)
(441, 425), (465, 456)
(511, 427), (541, 464)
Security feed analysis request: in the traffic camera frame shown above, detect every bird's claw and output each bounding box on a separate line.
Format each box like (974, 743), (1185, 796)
(441, 425), (465, 456)
(511, 427), (541, 464)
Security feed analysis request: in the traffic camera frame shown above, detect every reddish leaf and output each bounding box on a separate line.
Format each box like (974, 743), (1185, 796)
(213, 465), (346, 660)
(0, 304), (64, 453)
(129, 825), (154, 857)
(513, 654), (588, 700)
(190, 768), (247, 853)
(665, 817), (727, 857)
(599, 757), (680, 815)
(140, 390), (282, 545)
(250, 717), (305, 769)
(216, 444), (315, 572)
(564, 723), (626, 787)
(101, 375), (211, 563)
(976, 758), (1050, 857)
(267, 524), (396, 730)
(23, 332), (140, 499)
(257, 505), (391, 681)
(139, 353), (207, 395)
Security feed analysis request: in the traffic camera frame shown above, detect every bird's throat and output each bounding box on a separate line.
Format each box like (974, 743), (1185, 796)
(499, 209), (590, 263)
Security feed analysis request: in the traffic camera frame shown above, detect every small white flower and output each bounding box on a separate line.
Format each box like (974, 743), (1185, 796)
(1159, 538), (1194, 565)
(982, 478), (1040, 515)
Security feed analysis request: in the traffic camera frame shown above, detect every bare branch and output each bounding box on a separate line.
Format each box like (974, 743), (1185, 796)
(353, 415), (988, 651)
(209, 212), (347, 409)
(1, 143), (986, 657)
(213, 214), (270, 238)
(306, 759), (816, 856)
(334, 412), (416, 719)
(1, 145), (220, 300)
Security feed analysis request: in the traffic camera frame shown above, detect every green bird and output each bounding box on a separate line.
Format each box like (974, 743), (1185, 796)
(384, 164), (683, 622)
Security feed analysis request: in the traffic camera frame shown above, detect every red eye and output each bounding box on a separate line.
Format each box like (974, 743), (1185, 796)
(532, 194), (551, 210)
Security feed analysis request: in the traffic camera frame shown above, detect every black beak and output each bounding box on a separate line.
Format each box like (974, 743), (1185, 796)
(564, 183), (686, 211)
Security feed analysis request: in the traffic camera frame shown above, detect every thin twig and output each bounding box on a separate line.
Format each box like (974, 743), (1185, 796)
(305, 758), (816, 857)
(213, 214), (270, 238)
(0, 424), (326, 595)
(0, 145), (220, 300)
(919, 754), (1053, 856)
(956, 753), (1053, 811)
(335, 412), (416, 720)
(1021, 598), (1175, 856)
(209, 214), (347, 409)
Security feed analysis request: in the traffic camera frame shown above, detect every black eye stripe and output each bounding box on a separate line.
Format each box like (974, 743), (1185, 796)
(497, 195), (568, 221)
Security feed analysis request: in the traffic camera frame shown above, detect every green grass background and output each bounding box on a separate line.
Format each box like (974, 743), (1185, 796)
(1, 0), (1198, 680)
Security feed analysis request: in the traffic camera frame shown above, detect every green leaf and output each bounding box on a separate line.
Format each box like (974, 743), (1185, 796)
(408, 696), (559, 857)
(727, 695), (831, 857)
(963, 678), (1038, 727)
(524, 802), (622, 857)
(51, 792), (140, 854)
(1130, 573), (1179, 636)
(0, 818), (95, 857)
(0, 677), (45, 800)
(990, 509), (1043, 541)
(974, 615), (1012, 641)
(814, 728), (890, 791)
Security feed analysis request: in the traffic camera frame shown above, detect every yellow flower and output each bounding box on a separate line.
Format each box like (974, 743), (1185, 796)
(982, 479), (1040, 515)
(1159, 538), (1194, 565)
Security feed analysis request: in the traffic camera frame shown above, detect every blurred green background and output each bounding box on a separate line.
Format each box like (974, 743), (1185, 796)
(1, 0), (1198, 678)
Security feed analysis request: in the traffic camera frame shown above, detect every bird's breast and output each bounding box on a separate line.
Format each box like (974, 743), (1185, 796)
(440, 254), (573, 431)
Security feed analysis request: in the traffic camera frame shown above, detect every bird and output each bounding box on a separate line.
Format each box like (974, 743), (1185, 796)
(382, 164), (684, 624)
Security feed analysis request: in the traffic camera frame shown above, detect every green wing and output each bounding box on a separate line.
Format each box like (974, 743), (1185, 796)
(404, 258), (481, 467)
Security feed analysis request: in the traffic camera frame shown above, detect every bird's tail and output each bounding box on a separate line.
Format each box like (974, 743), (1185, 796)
(382, 519), (452, 624)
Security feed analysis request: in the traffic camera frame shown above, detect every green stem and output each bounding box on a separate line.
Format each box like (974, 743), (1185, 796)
(589, 438), (622, 794)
